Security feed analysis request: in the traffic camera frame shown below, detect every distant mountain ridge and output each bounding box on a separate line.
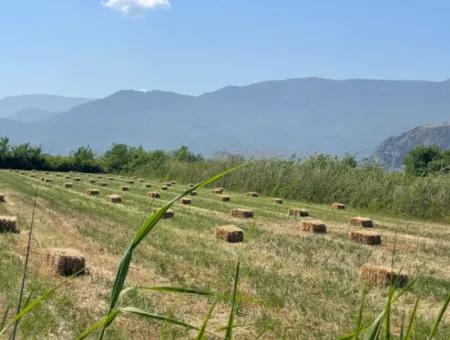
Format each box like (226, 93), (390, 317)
(0, 94), (93, 120)
(374, 124), (450, 169)
(1, 78), (450, 155)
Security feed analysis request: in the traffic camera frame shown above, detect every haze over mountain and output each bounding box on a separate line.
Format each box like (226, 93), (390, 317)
(0, 94), (92, 120)
(1, 78), (450, 156)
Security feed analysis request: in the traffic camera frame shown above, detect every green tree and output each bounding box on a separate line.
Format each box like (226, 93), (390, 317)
(403, 145), (442, 176)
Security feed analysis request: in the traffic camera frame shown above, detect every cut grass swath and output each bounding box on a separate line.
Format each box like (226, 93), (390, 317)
(89, 164), (246, 339)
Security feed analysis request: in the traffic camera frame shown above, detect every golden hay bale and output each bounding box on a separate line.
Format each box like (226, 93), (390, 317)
(331, 202), (346, 210)
(65, 175), (71, 179)
(350, 230), (382, 245)
(148, 192), (161, 199)
(89, 179), (96, 184)
(153, 208), (174, 219)
(107, 194), (122, 204)
(44, 178), (53, 183)
(97, 176), (103, 179)
(0, 193), (5, 202)
(46, 248), (86, 276)
(190, 191), (198, 196)
(217, 194), (231, 202)
(171, 181), (176, 185)
(74, 177), (81, 182)
(108, 177), (114, 180)
(99, 182), (108, 187)
(45, 172), (50, 174)
(231, 208), (253, 218)
(161, 186), (168, 191)
(144, 183), (152, 188)
(64, 183), (73, 188)
(41, 177), (46, 181)
(272, 198), (283, 204)
(0, 216), (19, 233)
(86, 188), (100, 196)
(360, 264), (408, 287)
(216, 225), (244, 243)
(165, 182), (172, 187)
(181, 198), (192, 205)
(246, 192), (259, 197)
(127, 180), (134, 185)
(288, 209), (309, 217)
(20, 171), (25, 175)
(350, 216), (374, 228)
(301, 220), (327, 233)
(139, 179), (144, 182)
(121, 186), (129, 191)
(30, 174), (36, 178)
(213, 187), (224, 194)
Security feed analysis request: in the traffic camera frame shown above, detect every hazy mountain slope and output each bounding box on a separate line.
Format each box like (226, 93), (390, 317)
(7, 108), (58, 123)
(2, 78), (450, 155)
(0, 94), (92, 118)
(374, 124), (450, 170)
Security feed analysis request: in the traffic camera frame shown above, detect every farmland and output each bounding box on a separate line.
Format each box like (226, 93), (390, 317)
(0, 169), (450, 339)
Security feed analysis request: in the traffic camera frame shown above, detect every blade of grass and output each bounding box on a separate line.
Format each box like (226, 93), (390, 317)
(11, 188), (38, 340)
(0, 304), (10, 331)
(404, 296), (419, 340)
(195, 299), (218, 340)
(428, 293), (450, 339)
(354, 287), (367, 339)
(225, 259), (240, 340)
(77, 309), (121, 340)
(99, 163), (247, 339)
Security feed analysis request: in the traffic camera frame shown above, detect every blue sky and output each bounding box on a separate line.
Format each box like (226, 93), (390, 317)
(1, 0), (450, 98)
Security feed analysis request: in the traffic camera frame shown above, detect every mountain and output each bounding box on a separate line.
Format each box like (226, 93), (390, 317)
(374, 124), (450, 170)
(2, 78), (450, 155)
(7, 108), (58, 123)
(0, 94), (92, 118)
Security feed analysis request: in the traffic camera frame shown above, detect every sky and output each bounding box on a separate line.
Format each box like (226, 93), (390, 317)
(1, 0), (450, 98)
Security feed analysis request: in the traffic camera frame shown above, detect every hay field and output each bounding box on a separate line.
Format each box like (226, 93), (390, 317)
(0, 169), (449, 339)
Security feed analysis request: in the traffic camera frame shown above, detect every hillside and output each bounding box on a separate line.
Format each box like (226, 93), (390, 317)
(374, 124), (450, 170)
(2, 78), (450, 155)
(0, 94), (92, 119)
(7, 108), (58, 122)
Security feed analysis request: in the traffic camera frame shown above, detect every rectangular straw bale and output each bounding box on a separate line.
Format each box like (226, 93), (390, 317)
(231, 208), (253, 218)
(213, 188), (224, 194)
(46, 248), (86, 276)
(216, 225), (244, 243)
(0, 193), (5, 202)
(45, 178), (53, 183)
(64, 183), (73, 188)
(144, 183), (152, 188)
(360, 264), (408, 287)
(181, 198), (192, 205)
(121, 186), (129, 191)
(331, 202), (346, 210)
(350, 230), (382, 245)
(246, 192), (259, 197)
(161, 186), (168, 190)
(190, 191), (197, 196)
(148, 192), (160, 198)
(217, 194), (230, 202)
(301, 220), (327, 233)
(0, 216), (19, 233)
(86, 188), (100, 196)
(272, 198), (283, 204)
(288, 209), (309, 217)
(153, 208), (174, 219)
(350, 216), (374, 228)
(107, 194), (122, 203)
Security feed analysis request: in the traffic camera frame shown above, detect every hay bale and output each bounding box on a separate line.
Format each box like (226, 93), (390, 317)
(301, 220), (327, 233)
(272, 198), (283, 204)
(181, 198), (192, 205)
(153, 208), (174, 219)
(86, 188), (100, 196)
(144, 183), (152, 188)
(30, 174), (36, 178)
(89, 179), (96, 184)
(108, 177), (114, 180)
(188, 183), (195, 188)
(246, 192), (259, 197)
(46, 248), (86, 276)
(148, 192), (160, 198)
(350, 230), (382, 245)
(161, 186), (168, 191)
(65, 175), (71, 179)
(217, 194), (231, 202)
(0, 216), (19, 233)
(171, 181), (176, 185)
(127, 180), (134, 185)
(64, 183), (73, 188)
(121, 186), (129, 191)
(331, 202), (346, 210)
(165, 182), (172, 187)
(41, 177), (46, 181)
(288, 209), (309, 217)
(97, 176), (103, 179)
(190, 191), (198, 196)
(350, 217), (374, 228)
(107, 194), (122, 204)
(216, 225), (244, 243)
(44, 178), (53, 183)
(213, 187), (224, 194)
(231, 208), (253, 218)
(74, 177), (81, 182)
(0, 193), (5, 202)
(360, 264), (408, 287)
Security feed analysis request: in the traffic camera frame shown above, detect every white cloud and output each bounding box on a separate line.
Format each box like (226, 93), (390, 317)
(103, 0), (170, 13)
